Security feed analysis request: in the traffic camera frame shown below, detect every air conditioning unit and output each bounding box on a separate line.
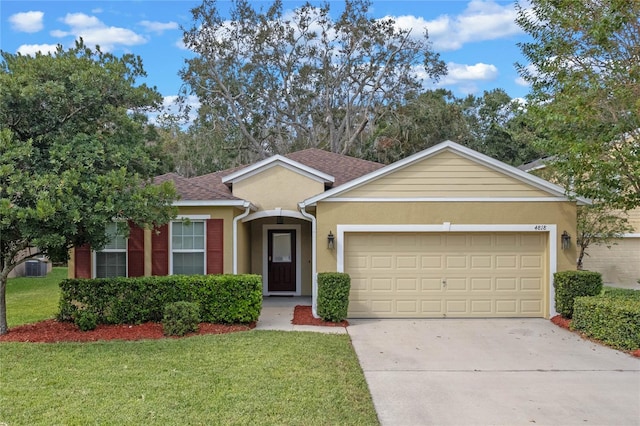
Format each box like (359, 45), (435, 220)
(25, 260), (47, 277)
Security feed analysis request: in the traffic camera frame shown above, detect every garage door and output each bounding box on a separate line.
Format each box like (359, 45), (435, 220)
(345, 232), (547, 318)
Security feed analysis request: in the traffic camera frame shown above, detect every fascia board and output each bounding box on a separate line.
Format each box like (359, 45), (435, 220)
(174, 200), (258, 210)
(221, 155), (334, 184)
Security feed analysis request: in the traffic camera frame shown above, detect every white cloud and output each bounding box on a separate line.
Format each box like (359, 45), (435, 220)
(63, 12), (102, 28)
(16, 43), (59, 56)
(421, 62), (498, 94)
(515, 63), (538, 86)
(139, 20), (179, 34)
(175, 37), (188, 50)
(387, 0), (523, 51)
(445, 62), (498, 82)
(148, 95), (201, 126)
(9, 11), (44, 33)
(51, 13), (147, 51)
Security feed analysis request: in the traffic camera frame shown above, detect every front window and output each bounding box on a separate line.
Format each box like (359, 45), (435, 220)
(95, 222), (127, 278)
(172, 221), (205, 275)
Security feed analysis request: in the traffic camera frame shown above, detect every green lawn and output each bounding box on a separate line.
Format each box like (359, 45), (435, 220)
(1, 269), (379, 425)
(1, 331), (378, 425)
(6, 266), (66, 327)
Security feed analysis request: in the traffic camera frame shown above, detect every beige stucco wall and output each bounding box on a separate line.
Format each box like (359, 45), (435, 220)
(627, 207), (640, 232)
(232, 166), (324, 210)
(582, 237), (640, 288)
(236, 220), (252, 274)
(579, 207), (640, 288)
(315, 201), (578, 275)
(249, 217), (313, 295)
(345, 151), (551, 198)
(68, 248), (76, 278)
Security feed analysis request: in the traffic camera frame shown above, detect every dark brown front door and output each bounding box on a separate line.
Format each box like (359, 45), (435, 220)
(268, 230), (296, 292)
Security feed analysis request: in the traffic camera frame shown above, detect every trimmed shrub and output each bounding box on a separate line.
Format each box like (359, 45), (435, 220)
(317, 272), (351, 322)
(601, 286), (640, 298)
(57, 274), (262, 326)
(194, 275), (263, 324)
(75, 310), (98, 332)
(554, 271), (603, 318)
(163, 301), (201, 336)
(572, 296), (640, 351)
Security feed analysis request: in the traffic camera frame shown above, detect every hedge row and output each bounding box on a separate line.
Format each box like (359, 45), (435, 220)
(572, 290), (640, 351)
(58, 274), (262, 325)
(554, 270), (603, 319)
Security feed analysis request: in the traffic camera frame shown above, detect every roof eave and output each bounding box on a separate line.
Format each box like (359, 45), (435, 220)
(301, 140), (589, 207)
(174, 200), (257, 210)
(221, 155), (335, 185)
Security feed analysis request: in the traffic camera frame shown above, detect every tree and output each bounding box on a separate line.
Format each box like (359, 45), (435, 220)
(155, 113), (246, 176)
(0, 41), (177, 334)
(461, 89), (541, 166)
(180, 0), (446, 161)
(516, 0), (640, 210)
(366, 88), (541, 166)
(365, 89), (472, 164)
(576, 205), (633, 269)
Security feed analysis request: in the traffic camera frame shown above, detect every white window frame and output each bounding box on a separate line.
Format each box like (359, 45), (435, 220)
(93, 222), (128, 278)
(169, 215), (209, 275)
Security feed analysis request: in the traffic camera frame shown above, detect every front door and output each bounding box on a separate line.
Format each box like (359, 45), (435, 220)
(268, 230), (296, 292)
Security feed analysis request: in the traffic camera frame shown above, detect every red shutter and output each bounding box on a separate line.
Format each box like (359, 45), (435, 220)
(206, 219), (224, 274)
(74, 244), (91, 278)
(128, 222), (145, 277)
(152, 224), (169, 275)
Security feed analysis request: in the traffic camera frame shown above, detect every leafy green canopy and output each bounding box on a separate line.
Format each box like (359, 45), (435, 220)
(180, 0), (446, 160)
(0, 41), (176, 274)
(516, 0), (640, 210)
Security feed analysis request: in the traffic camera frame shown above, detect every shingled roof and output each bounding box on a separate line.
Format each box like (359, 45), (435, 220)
(155, 148), (384, 202)
(285, 148), (384, 187)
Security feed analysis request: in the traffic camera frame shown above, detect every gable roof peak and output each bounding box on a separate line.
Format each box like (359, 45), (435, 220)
(221, 154), (335, 185)
(301, 139), (590, 206)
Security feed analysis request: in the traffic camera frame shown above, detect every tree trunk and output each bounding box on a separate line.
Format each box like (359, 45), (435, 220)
(0, 273), (8, 335)
(576, 246), (586, 270)
(1, 260), (20, 335)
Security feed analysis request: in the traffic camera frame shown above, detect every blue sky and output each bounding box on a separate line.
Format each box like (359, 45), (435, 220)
(2, 0), (533, 115)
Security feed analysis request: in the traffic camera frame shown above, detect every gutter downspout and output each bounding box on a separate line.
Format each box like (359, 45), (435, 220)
(299, 202), (319, 318)
(232, 201), (252, 274)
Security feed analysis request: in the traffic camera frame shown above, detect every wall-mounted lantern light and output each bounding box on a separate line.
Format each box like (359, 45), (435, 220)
(327, 231), (335, 250)
(561, 231), (571, 250)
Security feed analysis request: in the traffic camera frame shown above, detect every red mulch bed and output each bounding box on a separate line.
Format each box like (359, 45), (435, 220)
(291, 305), (348, 327)
(0, 319), (255, 343)
(550, 314), (571, 330)
(551, 314), (640, 358)
(0, 305), (343, 343)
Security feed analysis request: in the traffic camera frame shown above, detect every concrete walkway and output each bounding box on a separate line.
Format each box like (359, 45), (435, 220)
(255, 296), (347, 334)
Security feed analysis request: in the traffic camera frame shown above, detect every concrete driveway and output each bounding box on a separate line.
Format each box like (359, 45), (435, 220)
(347, 319), (640, 426)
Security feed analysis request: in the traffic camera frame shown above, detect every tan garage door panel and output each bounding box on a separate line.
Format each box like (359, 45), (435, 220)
(346, 232), (546, 318)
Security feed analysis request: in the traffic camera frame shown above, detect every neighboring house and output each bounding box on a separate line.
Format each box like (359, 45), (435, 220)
(8, 249), (51, 278)
(70, 141), (585, 318)
(578, 209), (640, 288)
(519, 159), (640, 288)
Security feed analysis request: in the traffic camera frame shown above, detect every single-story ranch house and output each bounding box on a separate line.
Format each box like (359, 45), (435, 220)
(69, 140), (585, 318)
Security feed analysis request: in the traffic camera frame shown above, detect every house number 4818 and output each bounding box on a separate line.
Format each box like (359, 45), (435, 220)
(534, 225), (547, 231)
